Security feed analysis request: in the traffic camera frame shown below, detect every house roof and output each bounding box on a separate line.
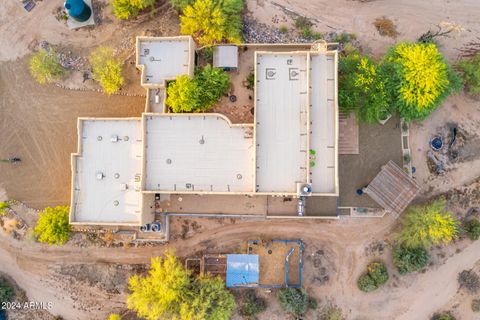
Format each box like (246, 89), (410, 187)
(364, 160), (420, 215)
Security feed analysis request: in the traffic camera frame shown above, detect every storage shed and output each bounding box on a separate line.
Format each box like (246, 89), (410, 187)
(213, 45), (239, 70)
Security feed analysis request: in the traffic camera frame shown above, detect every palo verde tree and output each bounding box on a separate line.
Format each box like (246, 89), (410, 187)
(29, 49), (67, 84)
(383, 42), (461, 121)
(112, 0), (156, 20)
(180, 0), (243, 45)
(127, 251), (235, 320)
(396, 199), (459, 249)
(89, 46), (124, 94)
(34, 206), (71, 245)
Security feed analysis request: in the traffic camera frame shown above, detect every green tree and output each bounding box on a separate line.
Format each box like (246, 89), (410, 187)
(195, 64), (230, 106)
(89, 47), (124, 94)
(239, 290), (267, 319)
(393, 245), (430, 274)
(338, 51), (392, 122)
(112, 0), (156, 20)
(458, 53), (480, 95)
(357, 261), (389, 292)
(180, 276), (235, 320)
(465, 218), (480, 240)
(396, 200), (459, 249)
(29, 49), (66, 84)
(127, 252), (191, 320)
(278, 288), (312, 317)
(34, 206), (71, 245)
(166, 65), (229, 113)
(384, 42), (461, 121)
(216, 0), (244, 43)
(0, 277), (14, 304)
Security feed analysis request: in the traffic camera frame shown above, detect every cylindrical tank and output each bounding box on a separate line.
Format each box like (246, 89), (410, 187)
(64, 0), (92, 22)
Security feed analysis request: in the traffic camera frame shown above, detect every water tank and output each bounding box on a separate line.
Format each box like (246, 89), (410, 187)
(64, 0), (92, 22)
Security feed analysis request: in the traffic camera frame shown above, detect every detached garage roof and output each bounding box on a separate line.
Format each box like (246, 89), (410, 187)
(226, 254), (259, 288)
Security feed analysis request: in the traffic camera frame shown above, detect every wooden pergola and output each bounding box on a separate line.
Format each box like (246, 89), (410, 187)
(364, 161), (420, 215)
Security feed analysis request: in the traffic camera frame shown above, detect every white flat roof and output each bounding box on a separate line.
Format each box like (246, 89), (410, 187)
(72, 119), (142, 223)
(255, 53), (309, 193)
(309, 53), (337, 193)
(137, 37), (193, 86)
(143, 114), (254, 193)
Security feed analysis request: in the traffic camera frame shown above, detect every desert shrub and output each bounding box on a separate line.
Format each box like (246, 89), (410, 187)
(384, 42), (462, 121)
(107, 314), (121, 320)
(166, 65), (229, 113)
(319, 305), (343, 320)
(431, 312), (456, 320)
(29, 49), (66, 84)
(199, 47), (214, 64)
(472, 299), (480, 312)
(112, 0), (155, 20)
(239, 290), (267, 319)
(0, 277), (14, 304)
(393, 245), (429, 274)
(180, 0), (243, 45)
(170, 0), (194, 11)
(465, 218), (480, 240)
(128, 252), (235, 320)
(457, 53), (480, 95)
(357, 261), (389, 292)
(294, 16), (313, 30)
(0, 202), (9, 215)
(338, 51), (393, 122)
(279, 25), (289, 33)
(396, 200), (459, 249)
(333, 32), (351, 44)
(246, 73), (255, 90)
(278, 288), (311, 317)
(34, 206), (71, 245)
(89, 47), (124, 94)
(373, 17), (399, 38)
(458, 270), (480, 293)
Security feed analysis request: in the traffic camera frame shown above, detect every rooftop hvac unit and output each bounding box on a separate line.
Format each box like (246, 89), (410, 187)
(296, 183), (312, 197)
(96, 171), (105, 180)
(110, 135), (119, 142)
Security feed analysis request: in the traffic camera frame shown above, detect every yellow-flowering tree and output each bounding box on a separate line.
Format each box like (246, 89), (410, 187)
(112, 0), (156, 20)
(107, 314), (121, 320)
(396, 200), (459, 249)
(384, 42), (461, 121)
(89, 47), (124, 95)
(29, 49), (67, 84)
(128, 252), (235, 320)
(180, 0), (226, 46)
(34, 206), (71, 245)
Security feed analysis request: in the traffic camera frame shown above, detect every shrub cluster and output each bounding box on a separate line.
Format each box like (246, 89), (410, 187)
(0, 277), (14, 304)
(166, 64), (229, 113)
(339, 42), (461, 122)
(457, 53), (480, 95)
(179, 0), (244, 45)
(393, 245), (430, 275)
(464, 218), (480, 240)
(357, 261), (389, 292)
(29, 49), (67, 84)
(431, 312), (456, 320)
(0, 202), (9, 215)
(294, 16), (322, 40)
(458, 270), (480, 293)
(472, 299), (480, 312)
(319, 305), (343, 320)
(239, 290), (267, 319)
(278, 288), (316, 318)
